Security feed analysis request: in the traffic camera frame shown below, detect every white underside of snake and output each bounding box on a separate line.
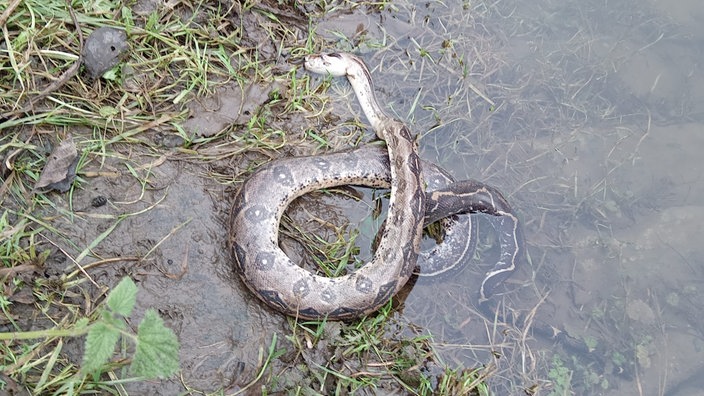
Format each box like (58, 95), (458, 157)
(229, 53), (523, 320)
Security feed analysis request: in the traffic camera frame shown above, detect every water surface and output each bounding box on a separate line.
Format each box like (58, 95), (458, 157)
(314, 0), (704, 394)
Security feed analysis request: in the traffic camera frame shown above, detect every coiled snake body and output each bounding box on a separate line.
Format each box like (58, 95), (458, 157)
(230, 53), (524, 320)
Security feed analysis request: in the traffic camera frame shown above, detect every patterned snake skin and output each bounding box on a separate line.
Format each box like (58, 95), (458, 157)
(229, 53), (524, 319)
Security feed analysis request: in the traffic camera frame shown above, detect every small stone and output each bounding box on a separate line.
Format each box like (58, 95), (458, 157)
(91, 195), (108, 207)
(82, 27), (129, 79)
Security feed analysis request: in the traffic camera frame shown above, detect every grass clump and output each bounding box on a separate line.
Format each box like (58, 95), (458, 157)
(0, 277), (179, 394)
(266, 301), (493, 395)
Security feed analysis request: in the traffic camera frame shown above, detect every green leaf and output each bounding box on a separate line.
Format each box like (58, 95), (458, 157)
(74, 317), (90, 331)
(131, 309), (180, 378)
(82, 321), (122, 374)
(99, 105), (119, 118)
(107, 277), (138, 316)
(102, 68), (120, 81)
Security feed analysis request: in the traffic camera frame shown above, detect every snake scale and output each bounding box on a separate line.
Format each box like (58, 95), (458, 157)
(230, 53), (524, 320)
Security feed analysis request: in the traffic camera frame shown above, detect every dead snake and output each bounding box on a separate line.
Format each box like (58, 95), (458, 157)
(229, 53), (524, 320)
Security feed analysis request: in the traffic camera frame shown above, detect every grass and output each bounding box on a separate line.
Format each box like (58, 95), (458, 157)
(0, 0), (503, 394)
(277, 302), (492, 395)
(0, 276), (178, 394)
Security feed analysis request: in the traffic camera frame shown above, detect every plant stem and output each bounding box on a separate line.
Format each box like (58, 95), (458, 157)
(0, 326), (90, 341)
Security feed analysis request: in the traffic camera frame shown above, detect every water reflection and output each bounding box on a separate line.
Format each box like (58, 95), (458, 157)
(318, 0), (704, 393)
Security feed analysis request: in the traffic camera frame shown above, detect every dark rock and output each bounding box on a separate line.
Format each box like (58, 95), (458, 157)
(91, 195), (108, 207)
(81, 27), (129, 79)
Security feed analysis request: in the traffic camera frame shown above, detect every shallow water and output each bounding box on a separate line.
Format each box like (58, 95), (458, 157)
(321, 0), (704, 394)
(89, 0), (704, 394)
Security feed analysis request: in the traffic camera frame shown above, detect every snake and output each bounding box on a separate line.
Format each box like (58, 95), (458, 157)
(229, 52), (524, 320)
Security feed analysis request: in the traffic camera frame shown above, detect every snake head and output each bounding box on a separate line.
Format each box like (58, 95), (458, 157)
(304, 52), (385, 135)
(304, 52), (360, 77)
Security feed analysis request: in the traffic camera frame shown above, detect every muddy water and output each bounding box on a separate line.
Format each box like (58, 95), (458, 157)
(313, 0), (704, 394)
(75, 0), (704, 394)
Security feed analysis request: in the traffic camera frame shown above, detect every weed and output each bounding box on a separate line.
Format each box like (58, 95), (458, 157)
(547, 355), (573, 396)
(277, 298), (492, 395)
(0, 277), (179, 393)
